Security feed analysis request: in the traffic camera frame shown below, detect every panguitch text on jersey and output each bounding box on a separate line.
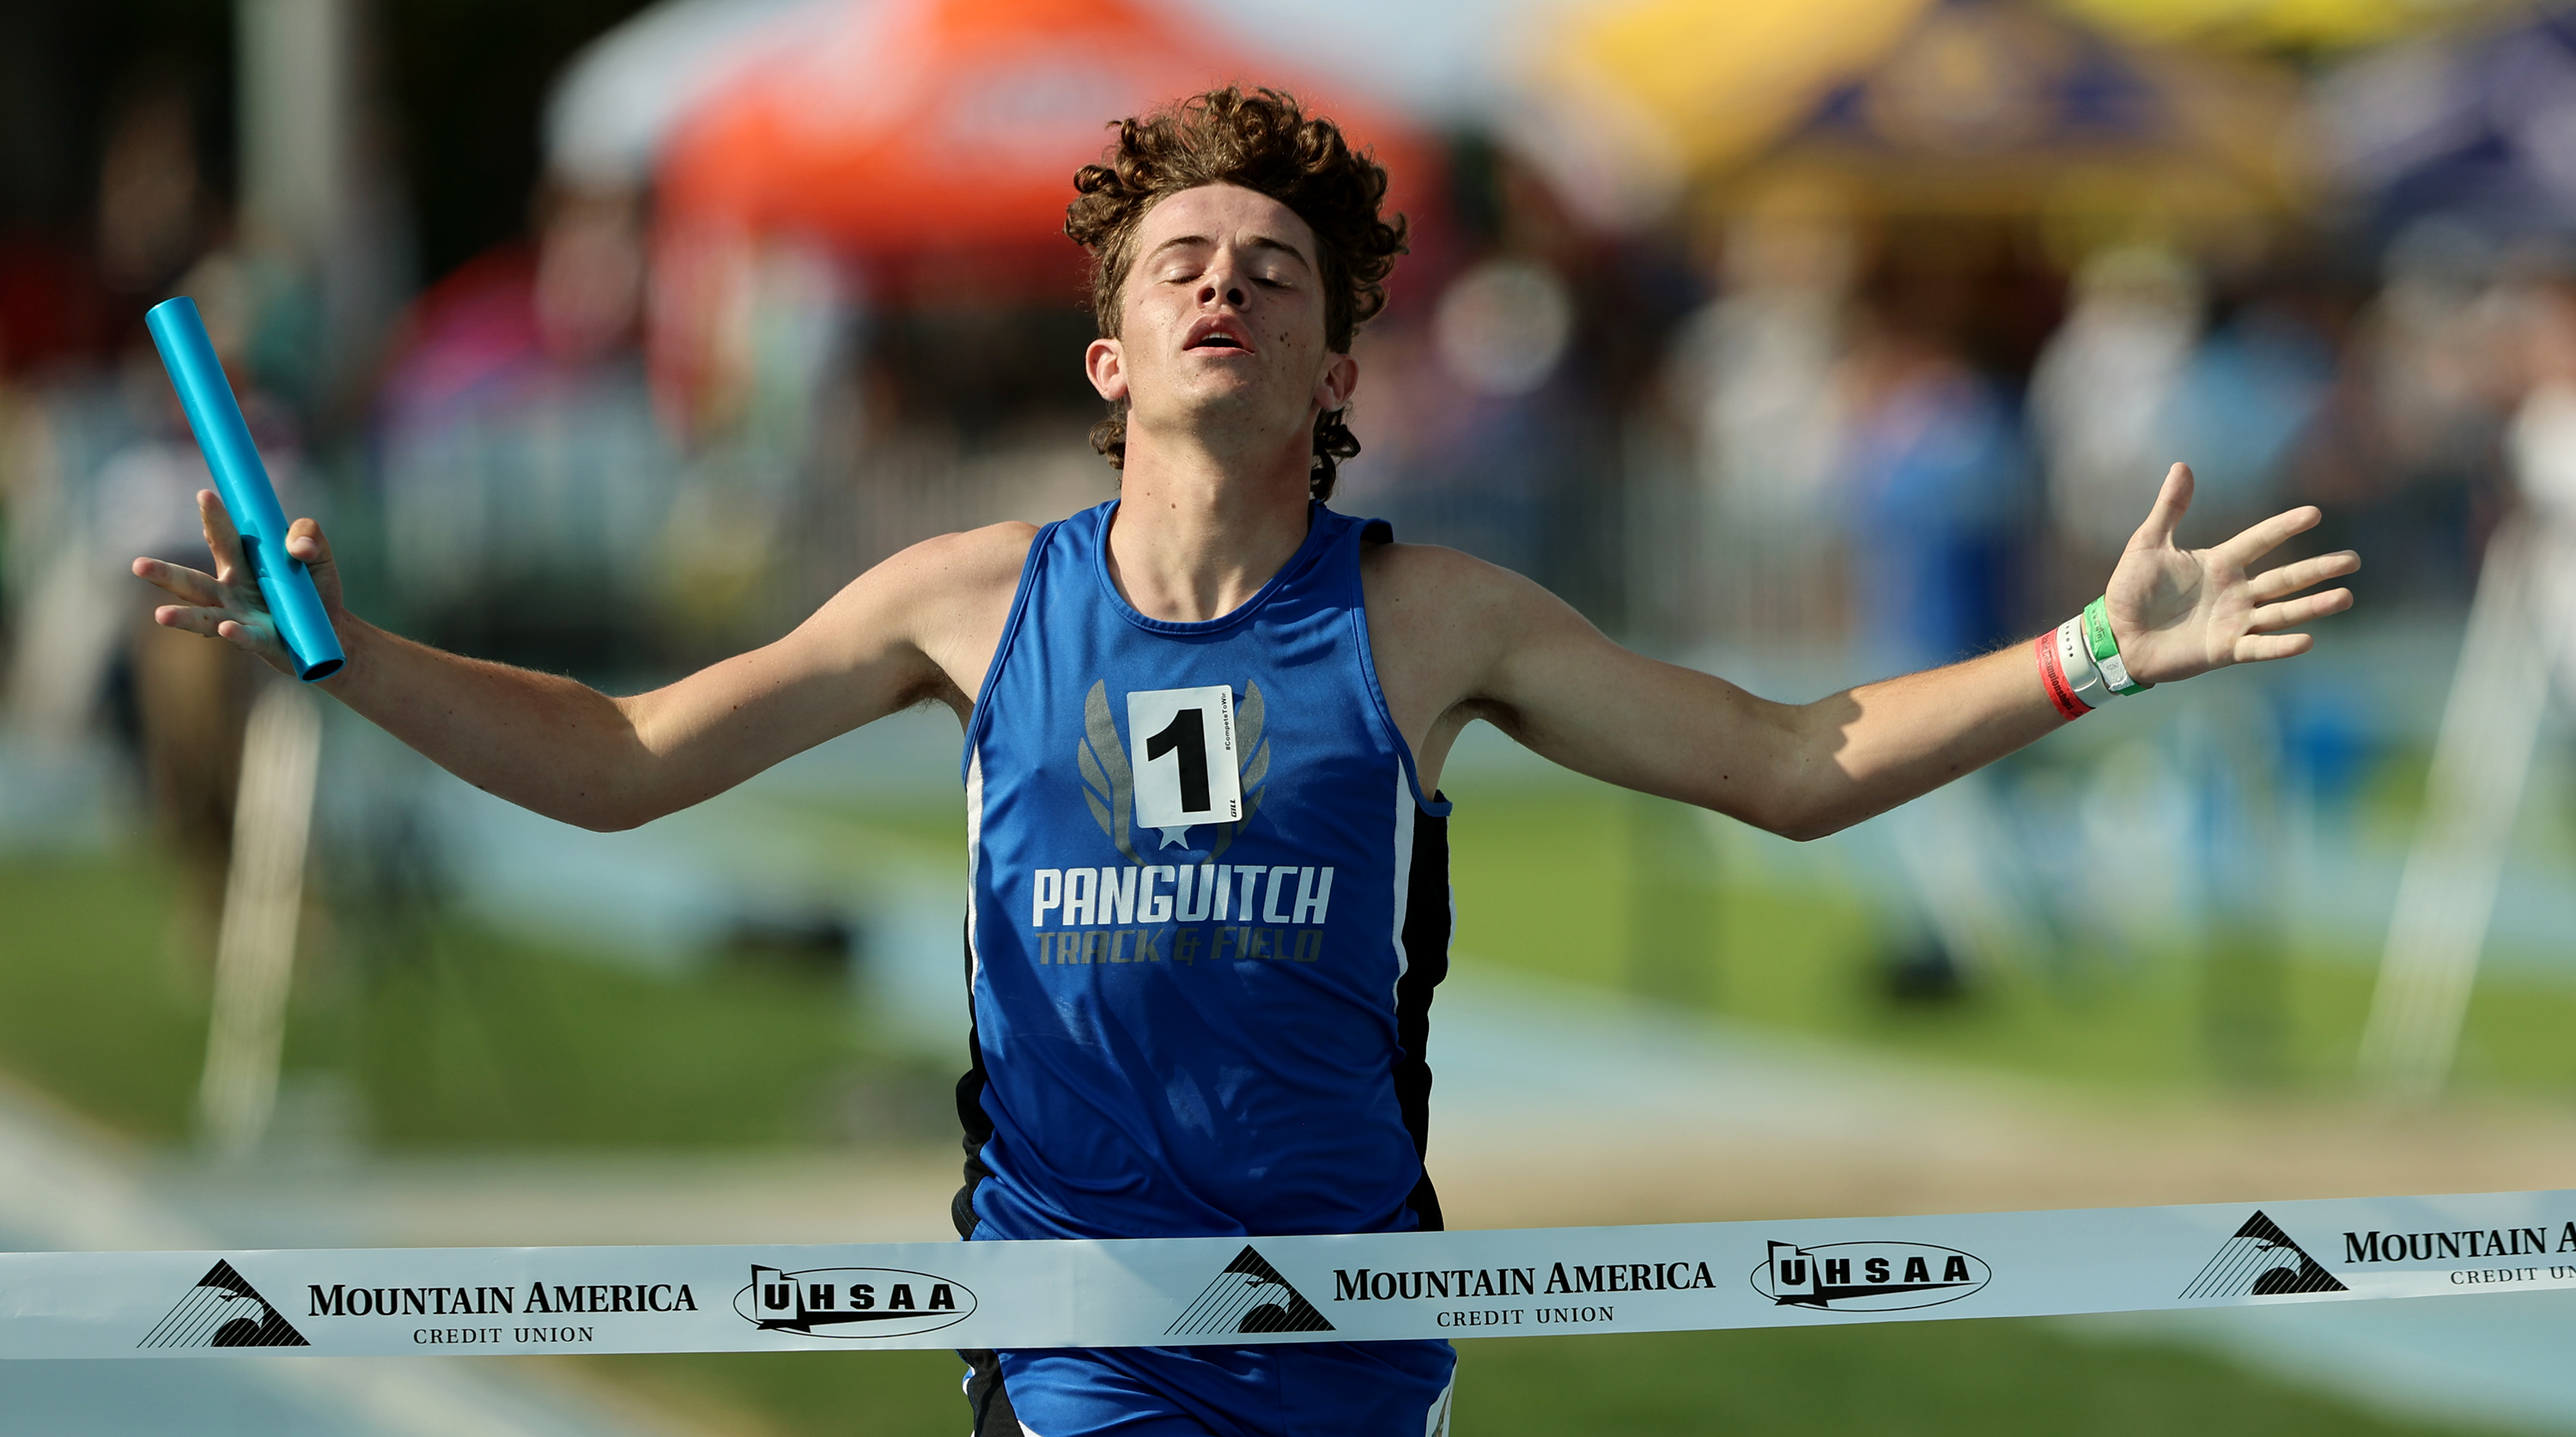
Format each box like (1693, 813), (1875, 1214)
(1026, 862), (1335, 966)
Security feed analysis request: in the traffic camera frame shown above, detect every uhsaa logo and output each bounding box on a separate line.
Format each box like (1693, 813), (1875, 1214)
(1751, 1241), (1990, 1312)
(735, 1266), (975, 1338)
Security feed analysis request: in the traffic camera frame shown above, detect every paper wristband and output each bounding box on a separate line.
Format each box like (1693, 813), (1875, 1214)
(2053, 617), (2107, 709)
(2034, 632), (2088, 722)
(11, 1188), (2576, 1360)
(2081, 597), (2148, 696)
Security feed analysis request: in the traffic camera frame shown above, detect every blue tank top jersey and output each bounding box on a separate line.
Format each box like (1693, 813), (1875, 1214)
(953, 500), (1455, 1432)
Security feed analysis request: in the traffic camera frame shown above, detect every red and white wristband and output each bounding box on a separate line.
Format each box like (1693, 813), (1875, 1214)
(2034, 611), (2114, 722)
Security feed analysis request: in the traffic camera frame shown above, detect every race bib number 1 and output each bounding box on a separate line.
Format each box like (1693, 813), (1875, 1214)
(1127, 685), (1242, 831)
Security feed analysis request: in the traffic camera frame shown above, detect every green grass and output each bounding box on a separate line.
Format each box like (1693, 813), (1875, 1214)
(574, 1320), (2499, 1437)
(1444, 782), (2576, 1101)
(665, 777), (2576, 1103)
(0, 852), (213, 1136)
(0, 850), (935, 1148)
(792, 797), (966, 858)
(11, 779), (2576, 1149)
(313, 923), (926, 1149)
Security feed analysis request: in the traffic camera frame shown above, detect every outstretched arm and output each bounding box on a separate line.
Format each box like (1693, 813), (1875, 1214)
(135, 490), (1029, 831)
(1445, 463), (2357, 839)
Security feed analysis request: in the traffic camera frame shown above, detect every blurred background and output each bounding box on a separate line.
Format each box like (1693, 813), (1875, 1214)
(8, 0), (2576, 1431)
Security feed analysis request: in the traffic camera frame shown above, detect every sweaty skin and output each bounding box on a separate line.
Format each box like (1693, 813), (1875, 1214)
(136, 183), (2359, 841)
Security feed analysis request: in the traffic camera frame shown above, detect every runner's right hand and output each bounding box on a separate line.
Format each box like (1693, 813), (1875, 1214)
(131, 488), (349, 679)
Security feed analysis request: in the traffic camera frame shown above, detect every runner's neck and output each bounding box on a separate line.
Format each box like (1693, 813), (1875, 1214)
(1103, 435), (1315, 624)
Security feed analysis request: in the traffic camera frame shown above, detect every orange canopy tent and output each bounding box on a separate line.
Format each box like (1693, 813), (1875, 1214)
(647, 0), (1442, 435)
(655, 0), (1441, 287)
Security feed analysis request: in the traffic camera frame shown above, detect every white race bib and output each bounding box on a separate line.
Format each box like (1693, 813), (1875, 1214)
(1127, 685), (1243, 834)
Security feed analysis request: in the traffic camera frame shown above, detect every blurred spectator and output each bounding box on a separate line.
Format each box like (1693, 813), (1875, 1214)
(2028, 246), (2202, 563)
(655, 232), (849, 652)
(1340, 255), (1580, 585)
(2506, 265), (2576, 530)
(2370, 224), (2514, 487)
(1838, 310), (2026, 673)
(534, 186), (648, 366)
(0, 65), (269, 964)
(0, 389), (101, 746)
(0, 69), (196, 715)
(2152, 294), (2330, 536)
(1833, 298), (2044, 997)
(1662, 193), (1856, 644)
(2293, 222), (2518, 605)
(375, 182), (694, 672)
(94, 68), (214, 302)
(1, 253), (286, 960)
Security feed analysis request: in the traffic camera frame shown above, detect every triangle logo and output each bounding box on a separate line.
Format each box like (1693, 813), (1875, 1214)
(2178, 1211), (2349, 1300)
(1165, 1245), (1334, 1336)
(138, 1259), (311, 1348)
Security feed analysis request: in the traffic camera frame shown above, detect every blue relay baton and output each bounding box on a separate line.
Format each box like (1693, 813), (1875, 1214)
(143, 296), (345, 681)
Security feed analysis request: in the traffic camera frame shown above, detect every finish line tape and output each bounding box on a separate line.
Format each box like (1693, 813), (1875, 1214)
(10, 1189), (2576, 1360)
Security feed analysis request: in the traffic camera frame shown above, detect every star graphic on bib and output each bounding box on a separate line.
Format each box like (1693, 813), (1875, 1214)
(1157, 826), (1191, 848)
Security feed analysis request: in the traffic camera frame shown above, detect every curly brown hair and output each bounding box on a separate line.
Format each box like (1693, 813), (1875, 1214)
(1066, 86), (1408, 500)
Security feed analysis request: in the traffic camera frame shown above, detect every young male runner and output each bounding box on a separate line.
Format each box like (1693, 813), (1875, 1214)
(137, 88), (2357, 1437)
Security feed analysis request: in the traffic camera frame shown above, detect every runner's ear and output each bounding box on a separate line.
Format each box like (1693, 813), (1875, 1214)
(1315, 350), (1357, 413)
(1086, 337), (1129, 403)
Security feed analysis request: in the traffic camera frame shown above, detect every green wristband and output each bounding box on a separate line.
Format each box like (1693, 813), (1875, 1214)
(2081, 596), (2149, 695)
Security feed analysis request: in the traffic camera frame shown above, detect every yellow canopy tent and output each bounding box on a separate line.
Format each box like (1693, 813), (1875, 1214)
(2057, 0), (2511, 52)
(1519, 0), (2312, 236)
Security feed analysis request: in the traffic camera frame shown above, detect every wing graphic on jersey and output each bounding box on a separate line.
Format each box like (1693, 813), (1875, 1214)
(1206, 681), (1269, 862)
(1083, 679), (1271, 863)
(1079, 681), (1140, 864)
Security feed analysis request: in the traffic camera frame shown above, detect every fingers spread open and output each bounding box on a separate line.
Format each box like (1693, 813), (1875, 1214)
(2249, 588), (2354, 634)
(131, 557), (223, 606)
(2215, 504), (2322, 569)
(2235, 631), (2316, 664)
(2247, 549), (2360, 602)
(2129, 462), (2195, 551)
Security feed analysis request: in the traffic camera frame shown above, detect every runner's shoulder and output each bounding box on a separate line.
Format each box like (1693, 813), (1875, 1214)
(1360, 537), (1562, 627)
(873, 521), (1041, 606)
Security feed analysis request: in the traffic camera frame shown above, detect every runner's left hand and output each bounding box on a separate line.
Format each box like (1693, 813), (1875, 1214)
(2105, 462), (2359, 685)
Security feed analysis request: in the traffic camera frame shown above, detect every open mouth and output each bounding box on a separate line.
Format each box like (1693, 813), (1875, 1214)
(1185, 318), (1254, 354)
